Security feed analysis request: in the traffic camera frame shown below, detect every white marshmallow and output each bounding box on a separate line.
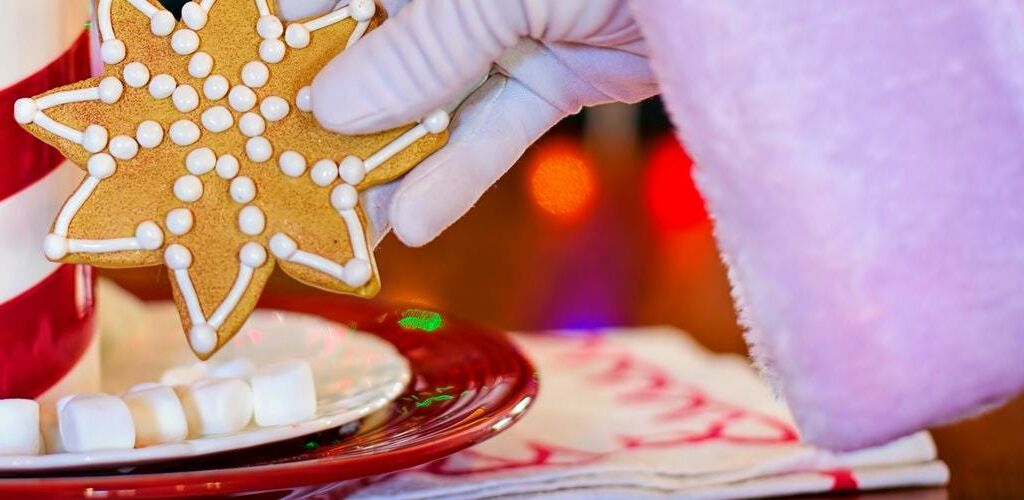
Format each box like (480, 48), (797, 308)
(0, 399), (41, 455)
(122, 384), (188, 447)
(249, 359), (317, 426)
(59, 394), (136, 452)
(175, 378), (253, 436)
(208, 358), (256, 379)
(160, 362), (208, 386)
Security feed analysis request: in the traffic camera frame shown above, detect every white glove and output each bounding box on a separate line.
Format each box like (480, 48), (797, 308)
(279, 0), (658, 246)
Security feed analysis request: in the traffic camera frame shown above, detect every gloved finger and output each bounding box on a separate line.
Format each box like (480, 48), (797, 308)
(387, 75), (565, 246)
(275, 0), (336, 21)
(312, 0), (524, 135)
(360, 181), (399, 248)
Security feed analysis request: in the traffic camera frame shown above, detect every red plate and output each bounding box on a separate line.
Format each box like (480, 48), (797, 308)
(0, 294), (538, 498)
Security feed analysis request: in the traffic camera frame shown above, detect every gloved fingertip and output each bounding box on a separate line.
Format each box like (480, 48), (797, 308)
(389, 188), (445, 248)
(311, 61), (405, 135)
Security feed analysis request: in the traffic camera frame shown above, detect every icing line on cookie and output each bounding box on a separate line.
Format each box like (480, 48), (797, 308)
(363, 110), (450, 173)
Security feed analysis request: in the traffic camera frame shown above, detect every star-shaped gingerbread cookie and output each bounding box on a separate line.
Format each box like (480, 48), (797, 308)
(14, 0), (449, 359)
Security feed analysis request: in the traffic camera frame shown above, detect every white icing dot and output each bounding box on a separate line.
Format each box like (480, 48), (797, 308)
(285, 24), (310, 49)
(423, 110), (451, 134)
(310, 160), (337, 187)
(44, 234), (69, 260)
(269, 233), (297, 259)
(181, 2), (208, 30)
(148, 74), (177, 99)
(166, 208), (194, 236)
(278, 151), (306, 177)
(109, 135), (139, 160)
(239, 242), (268, 267)
(204, 75), (229, 100)
(172, 84), (200, 113)
(101, 39), (126, 64)
(174, 175), (203, 202)
(171, 29), (200, 55)
(257, 15), (284, 39)
(296, 86), (312, 112)
(135, 221), (164, 250)
(136, 120), (164, 149)
(229, 176), (256, 203)
(189, 52), (214, 79)
(164, 244), (193, 270)
(189, 324), (217, 354)
(87, 153), (116, 179)
(98, 77), (124, 104)
(330, 183), (358, 210)
(241, 61), (269, 88)
(259, 39), (286, 64)
(238, 205), (266, 236)
(343, 259), (372, 287)
(186, 147), (217, 175)
(239, 112), (266, 137)
(82, 125), (109, 154)
(13, 98), (37, 124)
(260, 96), (290, 122)
(246, 136), (272, 163)
(338, 156), (366, 185)
(228, 85), (257, 112)
(201, 106), (234, 133)
(170, 120), (201, 146)
(216, 154), (240, 179)
(151, 10), (176, 37)
(350, 0), (377, 22)
(123, 62), (151, 88)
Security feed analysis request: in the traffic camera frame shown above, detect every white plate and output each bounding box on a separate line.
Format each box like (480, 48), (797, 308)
(0, 306), (410, 472)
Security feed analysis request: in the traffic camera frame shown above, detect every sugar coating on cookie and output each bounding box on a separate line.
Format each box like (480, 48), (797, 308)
(15, 0), (453, 360)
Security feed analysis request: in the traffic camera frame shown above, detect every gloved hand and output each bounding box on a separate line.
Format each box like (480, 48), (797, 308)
(278, 0), (658, 246)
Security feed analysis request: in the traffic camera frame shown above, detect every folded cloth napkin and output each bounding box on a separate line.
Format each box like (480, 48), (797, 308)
(343, 328), (948, 499)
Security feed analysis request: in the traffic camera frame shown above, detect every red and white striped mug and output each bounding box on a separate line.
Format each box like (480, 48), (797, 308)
(0, 1), (98, 399)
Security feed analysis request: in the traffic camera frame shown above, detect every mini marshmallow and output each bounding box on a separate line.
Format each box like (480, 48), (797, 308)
(208, 358), (256, 379)
(160, 362), (208, 386)
(59, 394), (136, 452)
(122, 384), (188, 447)
(250, 359), (317, 426)
(0, 399), (41, 455)
(175, 378), (253, 436)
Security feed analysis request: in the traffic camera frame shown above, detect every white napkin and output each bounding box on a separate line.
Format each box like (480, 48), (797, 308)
(348, 328), (948, 499)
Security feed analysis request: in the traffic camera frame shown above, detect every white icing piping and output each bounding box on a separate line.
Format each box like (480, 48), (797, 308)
(363, 124), (429, 172)
(98, 0), (116, 41)
(36, 88), (101, 109)
(304, 7), (350, 31)
(201, 0), (217, 11)
(68, 238), (141, 253)
(289, 248), (345, 278)
(54, 177), (100, 235)
(32, 113), (84, 144)
(254, 0), (271, 17)
(339, 209), (369, 261)
(127, 0), (159, 17)
(173, 268), (206, 324)
(346, 20), (371, 49)
(206, 264), (255, 327)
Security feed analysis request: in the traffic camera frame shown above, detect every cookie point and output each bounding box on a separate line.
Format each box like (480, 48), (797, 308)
(343, 259), (372, 287)
(87, 153), (116, 179)
(164, 244), (193, 270)
(285, 24), (310, 49)
(101, 40), (126, 64)
(269, 233), (297, 259)
(331, 184), (359, 211)
(239, 241), (268, 267)
(150, 10), (176, 37)
(13, 98), (37, 125)
(189, 324), (218, 355)
(338, 156), (366, 185)
(43, 234), (69, 260)
(349, 0), (377, 22)
(423, 110), (450, 134)
(135, 221), (164, 250)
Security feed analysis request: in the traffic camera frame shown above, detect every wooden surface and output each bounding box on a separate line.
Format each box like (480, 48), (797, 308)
(104, 105), (1023, 498)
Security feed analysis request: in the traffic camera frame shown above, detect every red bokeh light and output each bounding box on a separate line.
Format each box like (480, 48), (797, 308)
(527, 137), (597, 221)
(645, 134), (707, 232)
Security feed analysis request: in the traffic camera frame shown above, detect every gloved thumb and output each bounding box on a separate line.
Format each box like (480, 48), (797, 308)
(311, 0), (525, 134)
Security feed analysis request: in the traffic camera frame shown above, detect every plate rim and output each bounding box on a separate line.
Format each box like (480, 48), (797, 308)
(0, 297), (539, 497)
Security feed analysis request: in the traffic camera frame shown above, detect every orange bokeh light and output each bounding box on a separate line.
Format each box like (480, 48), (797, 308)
(527, 138), (597, 221)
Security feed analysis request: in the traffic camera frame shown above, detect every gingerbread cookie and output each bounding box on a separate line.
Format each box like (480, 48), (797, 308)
(14, 0), (449, 359)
